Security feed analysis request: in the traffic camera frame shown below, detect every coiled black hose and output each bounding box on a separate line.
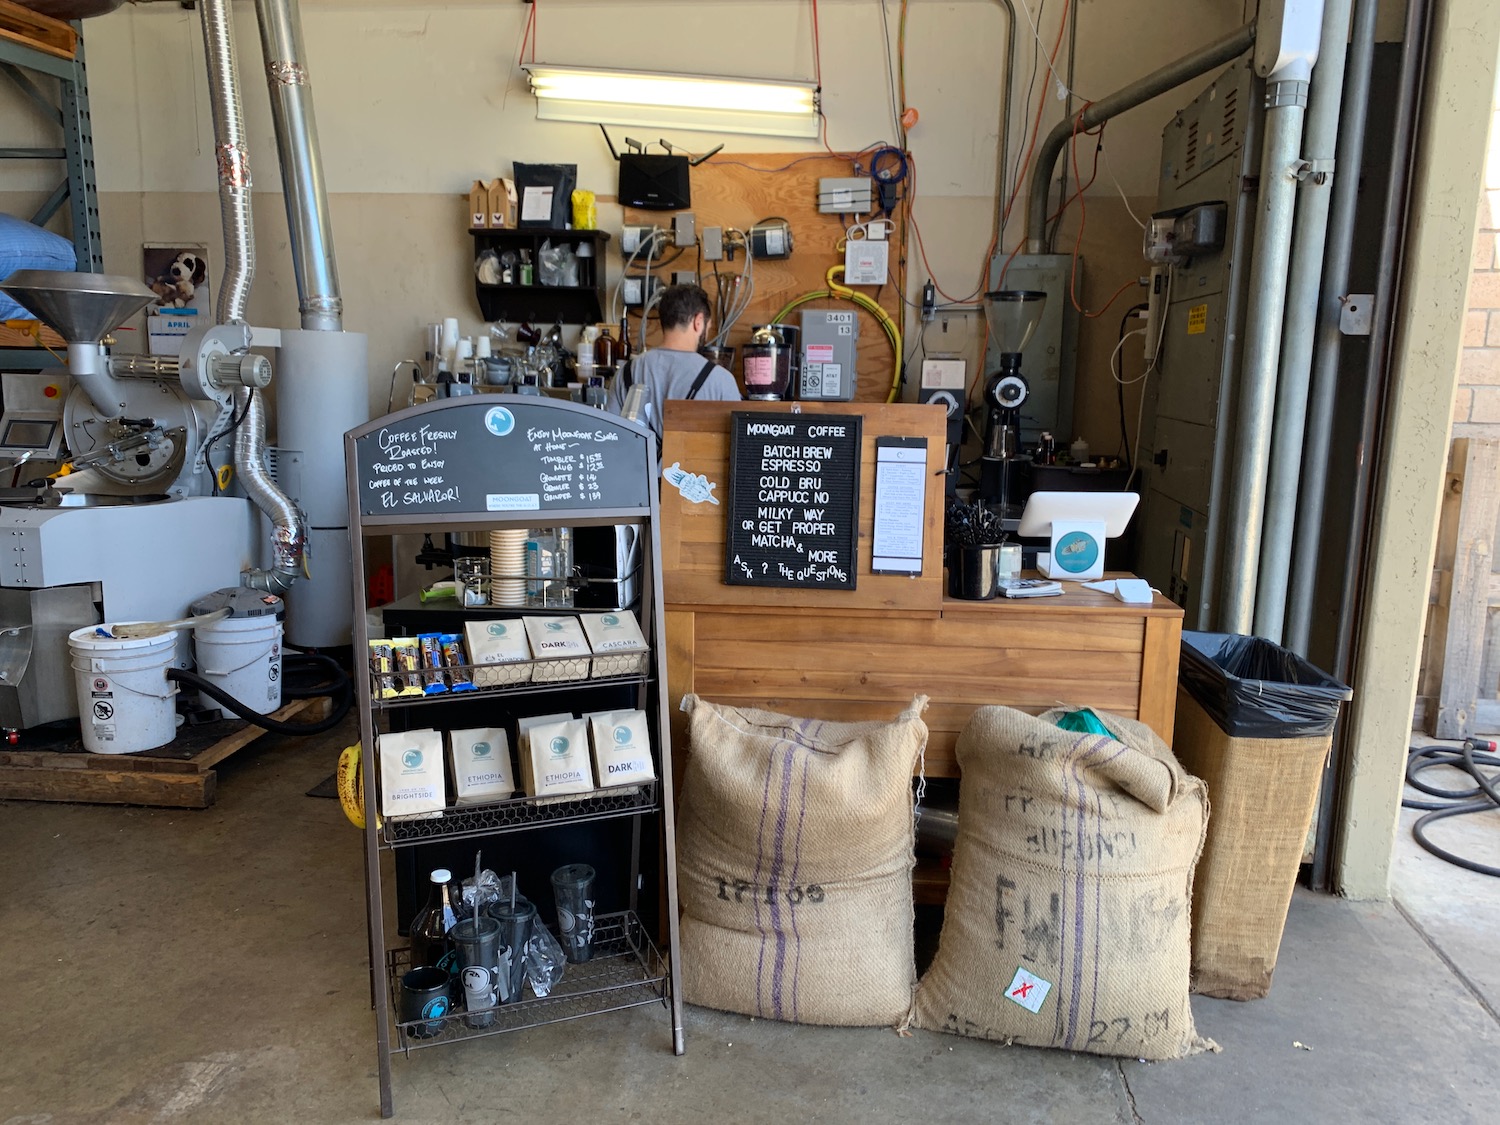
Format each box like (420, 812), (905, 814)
(1403, 741), (1500, 877)
(167, 653), (352, 736)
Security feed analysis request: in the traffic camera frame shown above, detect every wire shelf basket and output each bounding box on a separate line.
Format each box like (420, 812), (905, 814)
(380, 780), (658, 848)
(370, 662), (647, 709)
(386, 910), (668, 1054)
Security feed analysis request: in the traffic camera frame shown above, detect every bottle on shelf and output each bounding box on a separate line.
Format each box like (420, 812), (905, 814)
(410, 867), (461, 978)
(576, 325), (597, 384)
(1038, 431), (1056, 465)
(596, 325), (619, 375)
(618, 315), (633, 365)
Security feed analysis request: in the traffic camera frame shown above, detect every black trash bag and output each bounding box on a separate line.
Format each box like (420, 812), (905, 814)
(1179, 631), (1352, 739)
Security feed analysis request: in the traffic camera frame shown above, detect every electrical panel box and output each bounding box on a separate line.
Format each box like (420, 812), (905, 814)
(982, 252), (1080, 447)
(818, 177), (874, 214)
(673, 212), (696, 248)
(798, 310), (860, 401)
(1134, 58), (1261, 628)
(701, 226), (724, 262)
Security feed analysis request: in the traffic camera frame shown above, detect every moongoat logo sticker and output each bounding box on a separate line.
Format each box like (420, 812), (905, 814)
(613, 726), (631, 745)
(484, 406), (515, 437)
(601, 614), (621, 627)
(544, 620), (564, 633)
(472, 741), (491, 758)
(549, 736), (570, 758)
(402, 749), (423, 769)
(486, 622), (508, 637)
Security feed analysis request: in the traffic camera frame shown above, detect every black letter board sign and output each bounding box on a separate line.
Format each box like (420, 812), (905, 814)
(725, 411), (861, 589)
(352, 398), (651, 518)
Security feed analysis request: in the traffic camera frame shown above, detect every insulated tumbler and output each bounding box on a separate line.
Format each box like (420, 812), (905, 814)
(486, 899), (537, 1004)
(399, 965), (453, 1039)
(550, 863), (596, 964)
(451, 915), (501, 1029)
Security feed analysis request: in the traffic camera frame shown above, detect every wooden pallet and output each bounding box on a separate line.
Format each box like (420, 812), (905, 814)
(0, 696), (332, 809)
(0, 0), (77, 62)
(1415, 437), (1500, 737)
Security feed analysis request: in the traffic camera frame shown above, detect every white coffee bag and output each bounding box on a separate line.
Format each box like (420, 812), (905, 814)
(578, 612), (650, 677)
(378, 728), (445, 819)
(523, 715), (595, 797)
(448, 727), (516, 805)
(523, 616), (591, 682)
(464, 618), (533, 687)
(588, 709), (656, 786)
(516, 712), (573, 796)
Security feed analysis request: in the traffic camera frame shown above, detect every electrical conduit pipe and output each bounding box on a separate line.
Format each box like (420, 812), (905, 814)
(1218, 3), (1326, 634)
(1253, 0), (1356, 643)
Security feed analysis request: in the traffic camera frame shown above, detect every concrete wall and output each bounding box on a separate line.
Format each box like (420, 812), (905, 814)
(1337, 0), (1500, 899)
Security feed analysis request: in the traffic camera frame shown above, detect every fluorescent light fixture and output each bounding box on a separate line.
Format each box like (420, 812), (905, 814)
(524, 64), (819, 139)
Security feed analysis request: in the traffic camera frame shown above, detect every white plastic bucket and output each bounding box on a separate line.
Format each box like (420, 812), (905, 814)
(68, 626), (179, 755)
(192, 612), (283, 714)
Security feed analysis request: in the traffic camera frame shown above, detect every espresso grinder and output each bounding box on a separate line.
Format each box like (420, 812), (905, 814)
(978, 289), (1046, 514)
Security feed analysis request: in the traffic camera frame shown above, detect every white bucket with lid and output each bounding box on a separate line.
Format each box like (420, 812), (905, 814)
(190, 588), (284, 714)
(68, 626), (179, 754)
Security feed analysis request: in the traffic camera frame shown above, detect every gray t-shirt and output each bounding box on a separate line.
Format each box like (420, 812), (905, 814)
(604, 347), (741, 439)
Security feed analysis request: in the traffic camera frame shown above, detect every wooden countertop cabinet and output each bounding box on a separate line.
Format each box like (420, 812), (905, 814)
(660, 402), (1183, 775)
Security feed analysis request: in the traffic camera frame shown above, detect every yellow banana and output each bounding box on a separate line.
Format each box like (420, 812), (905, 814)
(337, 743), (365, 829)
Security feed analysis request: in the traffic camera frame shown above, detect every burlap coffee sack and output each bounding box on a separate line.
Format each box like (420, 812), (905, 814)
(677, 694), (928, 1026)
(911, 705), (1213, 1059)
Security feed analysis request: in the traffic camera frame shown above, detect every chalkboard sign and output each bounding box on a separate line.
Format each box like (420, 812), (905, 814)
(352, 398), (652, 517)
(725, 411), (861, 589)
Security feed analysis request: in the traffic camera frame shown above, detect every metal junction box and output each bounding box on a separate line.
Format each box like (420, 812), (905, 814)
(798, 309), (860, 401)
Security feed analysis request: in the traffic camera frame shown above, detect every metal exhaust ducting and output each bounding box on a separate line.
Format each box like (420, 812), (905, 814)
(251, 0), (371, 646)
(253, 0), (342, 333)
(1024, 23), (1257, 254)
(199, 0), (307, 593)
(199, 0), (253, 326)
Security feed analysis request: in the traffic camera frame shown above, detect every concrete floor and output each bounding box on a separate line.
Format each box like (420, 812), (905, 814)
(2, 722), (1498, 1124)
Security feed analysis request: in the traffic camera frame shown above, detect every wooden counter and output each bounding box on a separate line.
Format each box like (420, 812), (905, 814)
(660, 401), (1183, 775)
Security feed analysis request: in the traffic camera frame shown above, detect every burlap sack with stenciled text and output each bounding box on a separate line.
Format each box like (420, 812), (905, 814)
(911, 705), (1213, 1060)
(677, 694), (928, 1027)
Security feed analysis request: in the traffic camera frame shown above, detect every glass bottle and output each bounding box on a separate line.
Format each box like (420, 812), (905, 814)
(410, 867), (460, 977)
(595, 326), (618, 373)
(618, 315), (633, 364)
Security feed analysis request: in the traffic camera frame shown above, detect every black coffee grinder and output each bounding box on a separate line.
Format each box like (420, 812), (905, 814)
(979, 289), (1046, 513)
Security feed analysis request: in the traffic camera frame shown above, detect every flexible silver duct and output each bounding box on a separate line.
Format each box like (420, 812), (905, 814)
(253, 0), (342, 332)
(235, 387), (303, 590)
(199, 0), (305, 591)
(199, 0), (253, 325)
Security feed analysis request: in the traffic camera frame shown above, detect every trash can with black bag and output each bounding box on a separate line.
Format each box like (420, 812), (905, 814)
(1173, 632), (1352, 1001)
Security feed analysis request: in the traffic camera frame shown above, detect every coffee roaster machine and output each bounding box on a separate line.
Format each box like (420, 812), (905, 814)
(0, 0), (368, 733)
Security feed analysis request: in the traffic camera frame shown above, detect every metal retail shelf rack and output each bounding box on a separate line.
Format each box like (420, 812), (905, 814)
(385, 911), (666, 1052)
(346, 397), (685, 1118)
(0, 15), (102, 371)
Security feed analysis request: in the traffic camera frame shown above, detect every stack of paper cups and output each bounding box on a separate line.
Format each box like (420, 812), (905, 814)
(490, 529), (528, 606)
